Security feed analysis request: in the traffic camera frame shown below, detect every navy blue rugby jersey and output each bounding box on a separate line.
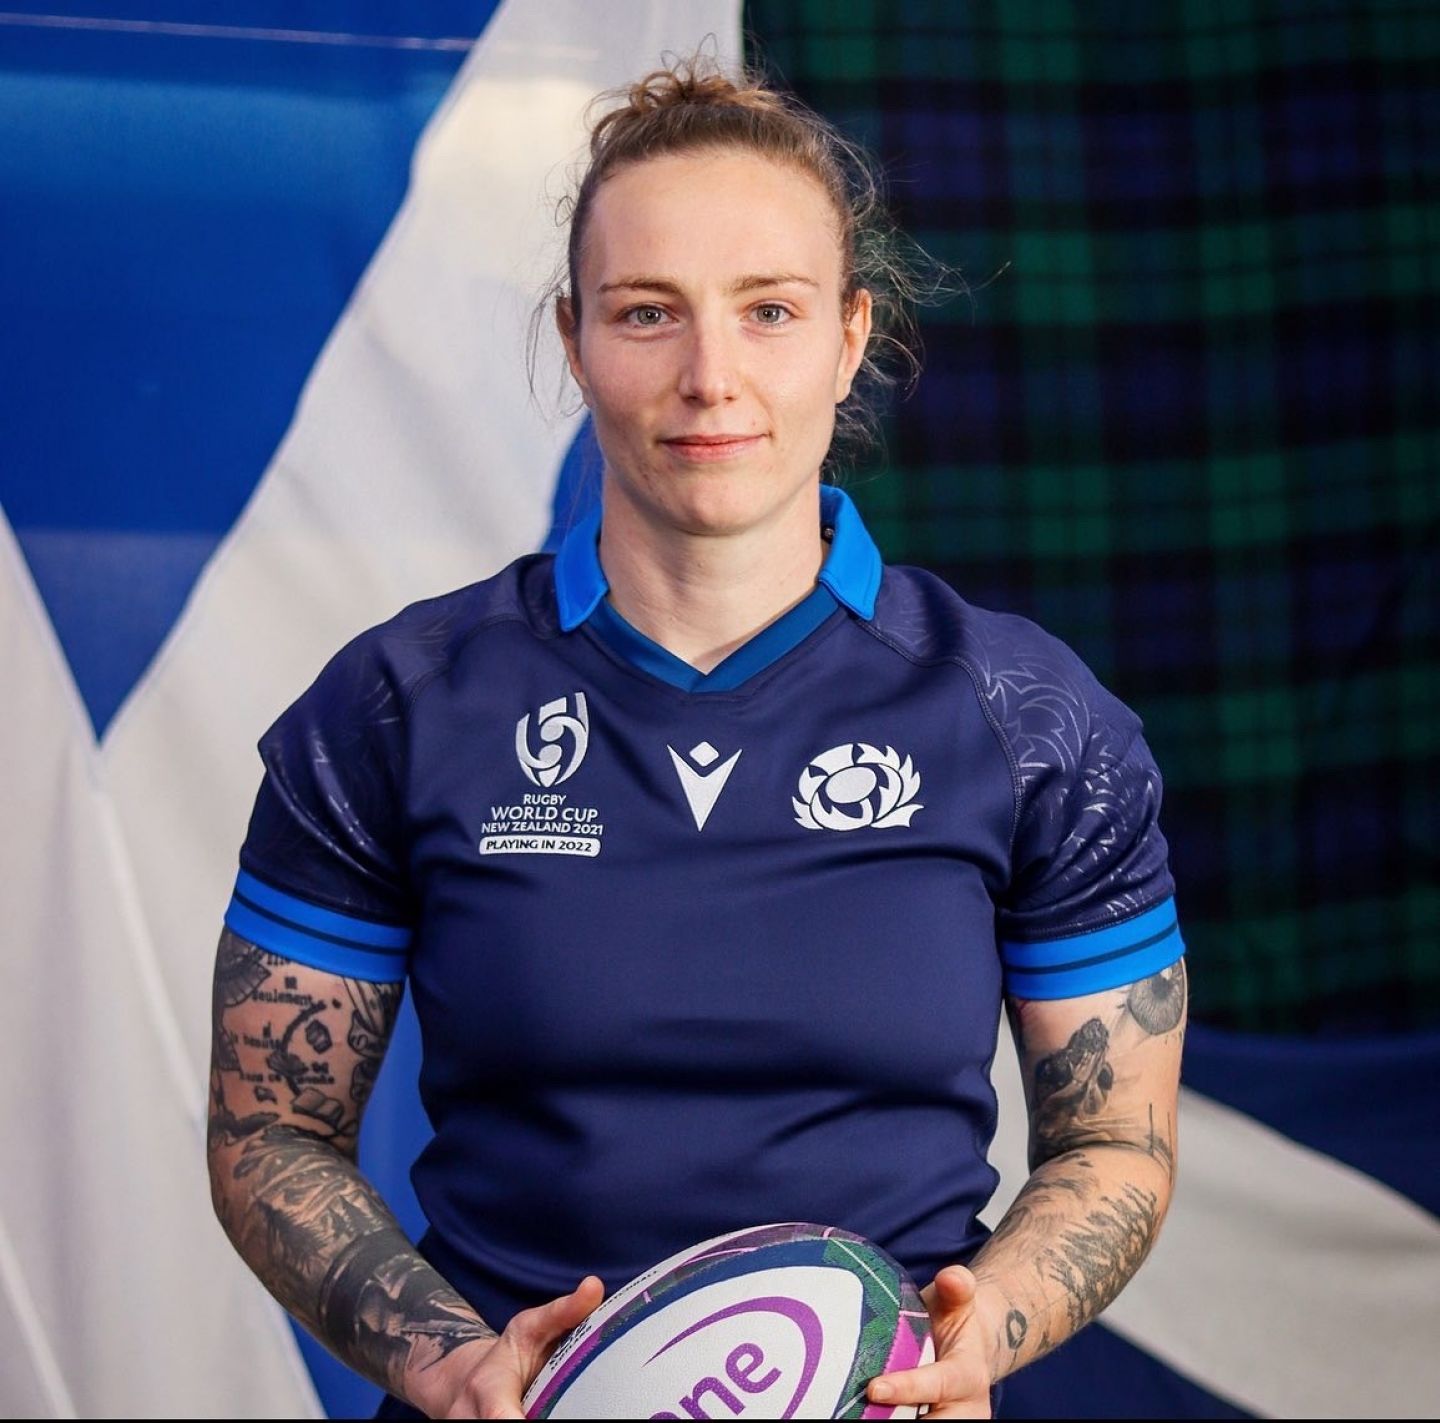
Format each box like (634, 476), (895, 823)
(226, 485), (1184, 1328)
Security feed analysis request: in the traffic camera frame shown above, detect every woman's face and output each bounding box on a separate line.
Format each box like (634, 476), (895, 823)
(560, 149), (871, 540)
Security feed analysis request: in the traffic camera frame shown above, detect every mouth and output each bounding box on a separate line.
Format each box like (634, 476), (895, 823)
(660, 434), (765, 462)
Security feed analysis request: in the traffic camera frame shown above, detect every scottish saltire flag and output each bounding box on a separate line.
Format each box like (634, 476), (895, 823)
(0, 2), (738, 1415)
(0, 2), (1436, 1419)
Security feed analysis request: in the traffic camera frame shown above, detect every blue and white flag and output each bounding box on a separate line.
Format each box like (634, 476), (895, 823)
(0, 3), (736, 1415)
(0, 3), (1435, 1418)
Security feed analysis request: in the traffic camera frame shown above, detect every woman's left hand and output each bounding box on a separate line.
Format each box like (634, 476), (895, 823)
(865, 1264), (997, 1419)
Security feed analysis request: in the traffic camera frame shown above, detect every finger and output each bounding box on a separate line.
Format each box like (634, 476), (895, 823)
(930, 1263), (978, 1312)
(509, 1276), (606, 1352)
(475, 1279), (607, 1412)
(920, 1263), (979, 1322)
(867, 1358), (988, 1412)
(542, 1275), (606, 1336)
(560, 1273), (605, 1324)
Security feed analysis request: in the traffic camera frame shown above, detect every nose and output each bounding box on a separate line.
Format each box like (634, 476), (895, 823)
(676, 318), (741, 406)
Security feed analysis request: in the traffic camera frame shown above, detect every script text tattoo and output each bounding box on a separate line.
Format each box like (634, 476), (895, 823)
(207, 929), (496, 1396)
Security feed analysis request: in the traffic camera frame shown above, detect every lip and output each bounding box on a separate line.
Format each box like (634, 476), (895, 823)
(661, 434), (765, 462)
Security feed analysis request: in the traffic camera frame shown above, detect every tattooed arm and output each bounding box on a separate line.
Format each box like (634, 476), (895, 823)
(206, 928), (601, 1416)
(869, 958), (1187, 1418)
(971, 959), (1186, 1375)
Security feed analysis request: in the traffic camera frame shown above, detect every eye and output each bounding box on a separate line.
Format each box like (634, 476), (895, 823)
(621, 304), (671, 328)
(752, 303), (792, 326)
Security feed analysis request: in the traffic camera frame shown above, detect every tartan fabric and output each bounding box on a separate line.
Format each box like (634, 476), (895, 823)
(745, 0), (1440, 1032)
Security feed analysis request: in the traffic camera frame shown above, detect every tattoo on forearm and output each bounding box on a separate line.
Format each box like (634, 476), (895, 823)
(227, 1124), (494, 1388)
(976, 1154), (1164, 1369)
(983, 1153), (1099, 1258)
(207, 930), (490, 1397)
(985, 967), (1184, 1373)
(320, 1232), (498, 1363)
(1126, 961), (1186, 1036)
(1040, 1182), (1161, 1333)
(984, 962), (1186, 1371)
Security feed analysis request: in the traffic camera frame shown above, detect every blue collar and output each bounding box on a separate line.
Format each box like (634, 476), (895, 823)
(552, 484), (883, 633)
(587, 584), (840, 693)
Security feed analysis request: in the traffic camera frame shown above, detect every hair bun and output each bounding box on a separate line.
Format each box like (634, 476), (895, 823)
(623, 64), (745, 113)
(588, 55), (788, 157)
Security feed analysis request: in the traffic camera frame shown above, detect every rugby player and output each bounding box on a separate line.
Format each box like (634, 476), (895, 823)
(207, 56), (1187, 1420)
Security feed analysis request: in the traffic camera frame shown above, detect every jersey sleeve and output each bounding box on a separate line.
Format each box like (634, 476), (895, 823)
(224, 631), (415, 983)
(992, 628), (1184, 1001)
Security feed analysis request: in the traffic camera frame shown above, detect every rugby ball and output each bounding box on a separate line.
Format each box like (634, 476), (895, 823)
(522, 1222), (935, 1419)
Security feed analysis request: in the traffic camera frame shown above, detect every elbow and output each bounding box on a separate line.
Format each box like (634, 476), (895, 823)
(206, 1142), (227, 1224)
(205, 1105), (243, 1245)
(205, 1132), (231, 1234)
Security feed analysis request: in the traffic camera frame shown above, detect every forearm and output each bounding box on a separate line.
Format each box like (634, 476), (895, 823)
(207, 930), (495, 1410)
(968, 1141), (1172, 1380)
(208, 1125), (495, 1408)
(965, 962), (1187, 1382)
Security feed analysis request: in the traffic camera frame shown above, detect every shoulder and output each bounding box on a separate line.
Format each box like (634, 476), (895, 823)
(301, 554), (559, 711)
(868, 563), (1144, 778)
(257, 554), (558, 766)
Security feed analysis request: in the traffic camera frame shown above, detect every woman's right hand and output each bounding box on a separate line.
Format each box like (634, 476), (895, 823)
(409, 1276), (606, 1419)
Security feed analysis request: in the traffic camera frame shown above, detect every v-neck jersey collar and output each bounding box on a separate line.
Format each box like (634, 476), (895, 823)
(550, 485), (882, 693)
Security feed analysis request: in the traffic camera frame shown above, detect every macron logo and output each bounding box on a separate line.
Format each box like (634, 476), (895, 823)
(668, 741), (742, 831)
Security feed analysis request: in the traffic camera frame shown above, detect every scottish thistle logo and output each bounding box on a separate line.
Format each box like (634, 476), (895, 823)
(793, 743), (923, 831)
(515, 693), (590, 788)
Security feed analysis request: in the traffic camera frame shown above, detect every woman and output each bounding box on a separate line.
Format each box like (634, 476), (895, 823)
(208, 59), (1186, 1420)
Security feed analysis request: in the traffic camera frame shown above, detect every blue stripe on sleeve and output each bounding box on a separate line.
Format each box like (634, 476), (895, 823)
(1001, 897), (1178, 969)
(1002, 898), (1185, 1000)
(224, 878), (410, 983)
(235, 869), (411, 947)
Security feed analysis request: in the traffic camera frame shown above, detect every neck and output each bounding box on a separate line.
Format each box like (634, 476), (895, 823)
(597, 480), (826, 674)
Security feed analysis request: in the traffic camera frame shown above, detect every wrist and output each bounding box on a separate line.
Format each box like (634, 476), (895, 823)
(401, 1332), (497, 1416)
(969, 1277), (1015, 1384)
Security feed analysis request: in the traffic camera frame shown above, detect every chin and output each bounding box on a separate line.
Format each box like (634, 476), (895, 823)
(690, 481), (800, 535)
(637, 467), (772, 537)
(659, 499), (761, 539)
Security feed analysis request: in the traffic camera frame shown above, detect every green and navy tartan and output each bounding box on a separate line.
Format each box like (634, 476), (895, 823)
(745, 0), (1440, 1033)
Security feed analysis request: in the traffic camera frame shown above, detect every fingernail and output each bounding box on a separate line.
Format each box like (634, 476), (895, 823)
(870, 1381), (893, 1403)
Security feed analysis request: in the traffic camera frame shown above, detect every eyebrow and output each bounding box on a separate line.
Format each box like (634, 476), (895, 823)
(596, 273), (821, 297)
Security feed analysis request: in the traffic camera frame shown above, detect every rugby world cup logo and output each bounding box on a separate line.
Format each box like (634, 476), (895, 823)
(515, 693), (589, 788)
(793, 742), (923, 831)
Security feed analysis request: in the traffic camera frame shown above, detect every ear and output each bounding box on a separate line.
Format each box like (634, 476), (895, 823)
(835, 287), (874, 404)
(556, 295), (592, 408)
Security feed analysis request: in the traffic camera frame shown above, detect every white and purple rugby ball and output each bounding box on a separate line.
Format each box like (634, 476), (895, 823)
(522, 1223), (935, 1420)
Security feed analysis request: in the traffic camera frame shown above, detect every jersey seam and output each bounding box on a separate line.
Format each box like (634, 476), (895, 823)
(398, 609), (542, 718)
(390, 610), (533, 904)
(854, 620), (1026, 855)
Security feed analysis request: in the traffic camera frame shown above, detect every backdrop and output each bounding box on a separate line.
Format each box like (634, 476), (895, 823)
(1, 1), (1435, 1418)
